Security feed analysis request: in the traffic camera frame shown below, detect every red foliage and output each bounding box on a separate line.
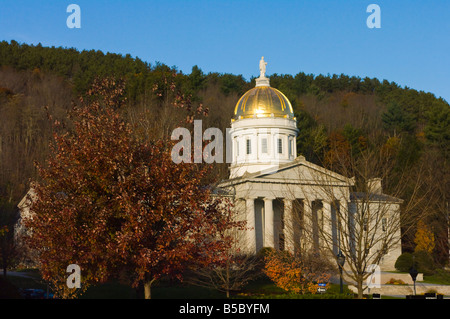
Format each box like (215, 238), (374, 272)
(24, 78), (242, 298)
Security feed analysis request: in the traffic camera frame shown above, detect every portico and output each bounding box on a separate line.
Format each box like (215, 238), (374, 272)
(220, 155), (351, 256)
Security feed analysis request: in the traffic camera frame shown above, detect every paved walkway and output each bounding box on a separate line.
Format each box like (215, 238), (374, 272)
(2, 270), (35, 278)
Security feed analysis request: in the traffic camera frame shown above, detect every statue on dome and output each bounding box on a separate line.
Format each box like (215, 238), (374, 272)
(259, 56), (267, 78)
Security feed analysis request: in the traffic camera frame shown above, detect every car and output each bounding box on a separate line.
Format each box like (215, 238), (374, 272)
(19, 288), (54, 299)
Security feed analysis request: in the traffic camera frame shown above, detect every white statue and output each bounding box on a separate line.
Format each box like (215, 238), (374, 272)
(259, 56), (267, 78)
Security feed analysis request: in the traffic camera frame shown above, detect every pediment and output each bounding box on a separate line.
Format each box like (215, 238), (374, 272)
(220, 156), (354, 188)
(256, 160), (352, 185)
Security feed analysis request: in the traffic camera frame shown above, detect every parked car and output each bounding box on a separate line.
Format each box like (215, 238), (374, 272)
(19, 288), (54, 299)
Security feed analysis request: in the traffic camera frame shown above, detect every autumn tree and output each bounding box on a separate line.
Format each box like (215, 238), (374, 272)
(414, 220), (435, 254)
(263, 249), (331, 295)
(24, 77), (241, 299)
(323, 131), (351, 172)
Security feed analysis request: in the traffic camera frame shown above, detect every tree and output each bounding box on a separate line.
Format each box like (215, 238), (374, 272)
(295, 109), (328, 165)
(414, 220), (435, 254)
(381, 101), (415, 136)
(424, 101), (450, 157)
(187, 219), (257, 298)
(187, 251), (259, 298)
(118, 140), (242, 299)
(187, 65), (206, 93)
(24, 78), (241, 299)
(281, 146), (433, 299)
(263, 249), (331, 295)
(323, 131), (351, 172)
(0, 200), (19, 277)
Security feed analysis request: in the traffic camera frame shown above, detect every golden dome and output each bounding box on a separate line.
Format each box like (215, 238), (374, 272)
(234, 86), (294, 120)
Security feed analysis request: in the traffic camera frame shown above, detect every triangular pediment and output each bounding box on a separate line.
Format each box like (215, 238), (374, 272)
(219, 156), (354, 188)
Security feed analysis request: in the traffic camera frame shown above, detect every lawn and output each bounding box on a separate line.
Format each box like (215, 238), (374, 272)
(1, 269), (355, 299)
(422, 269), (450, 285)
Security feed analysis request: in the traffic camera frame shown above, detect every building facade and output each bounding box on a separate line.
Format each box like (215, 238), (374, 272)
(218, 58), (402, 271)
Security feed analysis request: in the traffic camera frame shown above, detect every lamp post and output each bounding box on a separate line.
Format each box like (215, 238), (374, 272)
(409, 265), (418, 296)
(337, 250), (345, 294)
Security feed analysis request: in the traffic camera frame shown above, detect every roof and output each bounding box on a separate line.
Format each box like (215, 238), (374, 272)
(233, 86), (294, 120)
(218, 155), (355, 188)
(350, 192), (403, 203)
(17, 188), (36, 209)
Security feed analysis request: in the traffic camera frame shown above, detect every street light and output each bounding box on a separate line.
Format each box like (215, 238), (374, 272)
(337, 250), (345, 293)
(409, 265), (418, 296)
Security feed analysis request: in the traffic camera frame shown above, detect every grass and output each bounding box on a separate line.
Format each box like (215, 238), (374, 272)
(383, 268), (450, 285)
(7, 268), (449, 299)
(2, 269), (356, 299)
(82, 280), (226, 299)
(423, 269), (450, 285)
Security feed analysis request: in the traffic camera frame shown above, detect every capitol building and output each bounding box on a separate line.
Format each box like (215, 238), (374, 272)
(16, 58), (404, 273)
(217, 58), (402, 271)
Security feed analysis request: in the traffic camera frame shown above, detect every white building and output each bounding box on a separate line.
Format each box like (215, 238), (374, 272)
(218, 58), (403, 271)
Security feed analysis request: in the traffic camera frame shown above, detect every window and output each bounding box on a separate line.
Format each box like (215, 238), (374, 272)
(246, 139), (251, 155)
(277, 138), (283, 154)
(382, 218), (387, 232)
(261, 138), (268, 154)
(291, 139), (295, 156)
(236, 140), (239, 157)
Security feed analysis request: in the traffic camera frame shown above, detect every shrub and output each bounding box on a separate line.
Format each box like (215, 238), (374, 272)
(263, 250), (331, 295)
(395, 253), (413, 272)
(395, 251), (436, 275)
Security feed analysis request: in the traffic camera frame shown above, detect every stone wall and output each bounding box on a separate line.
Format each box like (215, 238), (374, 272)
(348, 283), (450, 296)
(346, 271), (450, 296)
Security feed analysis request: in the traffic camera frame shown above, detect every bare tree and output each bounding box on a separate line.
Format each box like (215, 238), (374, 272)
(187, 251), (260, 298)
(279, 148), (434, 298)
(187, 198), (260, 298)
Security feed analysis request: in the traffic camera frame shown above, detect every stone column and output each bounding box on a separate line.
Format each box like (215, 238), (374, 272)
(330, 200), (340, 255)
(264, 197), (275, 248)
(246, 197), (257, 253)
(283, 198), (294, 253)
(311, 200), (320, 251)
(303, 198), (313, 251)
(322, 201), (333, 250)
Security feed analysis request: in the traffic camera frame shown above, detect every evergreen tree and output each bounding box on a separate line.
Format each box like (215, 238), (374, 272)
(381, 101), (415, 135)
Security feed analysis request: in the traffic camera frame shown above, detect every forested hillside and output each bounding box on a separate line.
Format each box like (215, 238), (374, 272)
(0, 40), (448, 263)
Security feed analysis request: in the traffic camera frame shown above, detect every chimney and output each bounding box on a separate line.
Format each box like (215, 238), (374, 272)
(368, 178), (382, 194)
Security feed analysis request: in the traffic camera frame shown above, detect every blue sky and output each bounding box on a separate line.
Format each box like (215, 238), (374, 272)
(0, 0), (449, 102)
